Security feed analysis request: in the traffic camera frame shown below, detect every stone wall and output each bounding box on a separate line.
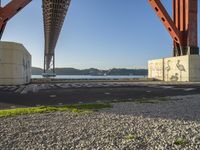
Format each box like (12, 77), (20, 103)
(148, 55), (200, 82)
(0, 41), (31, 85)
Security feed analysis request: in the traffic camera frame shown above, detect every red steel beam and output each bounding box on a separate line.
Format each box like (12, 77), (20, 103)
(0, 0), (32, 39)
(149, 0), (198, 56)
(148, 0), (182, 45)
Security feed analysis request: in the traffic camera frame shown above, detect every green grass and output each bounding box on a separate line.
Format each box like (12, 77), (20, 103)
(111, 97), (167, 104)
(134, 97), (167, 104)
(135, 99), (162, 104)
(0, 103), (112, 118)
(174, 138), (189, 146)
(69, 103), (112, 110)
(125, 134), (135, 141)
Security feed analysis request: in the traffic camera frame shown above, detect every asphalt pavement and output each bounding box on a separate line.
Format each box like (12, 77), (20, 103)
(0, 82), (200, 109)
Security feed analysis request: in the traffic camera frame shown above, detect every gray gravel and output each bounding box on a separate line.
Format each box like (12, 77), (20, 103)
(0, 95), (200, 149)
(104, 94), (200, 122)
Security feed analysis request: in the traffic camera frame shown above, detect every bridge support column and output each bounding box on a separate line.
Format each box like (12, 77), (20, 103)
(148, 0), (199, 56)
(53, 54), (55, 74)
(173, 0), (199, 56)
(43, 54), (56, 77)
(148, 0), (199, 82)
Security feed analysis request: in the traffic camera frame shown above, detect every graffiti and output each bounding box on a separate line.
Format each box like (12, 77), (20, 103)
(155, 62), (162, 78)
(149, 59), (188, 82)
(176, 60), (186, 81)
(22, 56), (30, 82)
(23, 58), (26, 70)
(170, 73), (179, 81)
(149, 63), (155, 78)
(165, 60), (171, 81)
(148, 61), (163, 79)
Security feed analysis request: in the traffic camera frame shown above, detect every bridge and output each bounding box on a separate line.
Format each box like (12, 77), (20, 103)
(0, 0), (199, 82)
(0, 0), (71, 74)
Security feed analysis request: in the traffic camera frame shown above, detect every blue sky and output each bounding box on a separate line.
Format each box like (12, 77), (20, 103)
(2, 0), (200, 69)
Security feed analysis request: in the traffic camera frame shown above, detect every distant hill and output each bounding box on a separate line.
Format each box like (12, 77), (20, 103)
(31, 67), (148, 76)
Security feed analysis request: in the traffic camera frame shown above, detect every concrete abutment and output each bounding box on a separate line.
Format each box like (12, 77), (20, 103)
(148, 55), (200, 82)
(0, 41), (31, 85)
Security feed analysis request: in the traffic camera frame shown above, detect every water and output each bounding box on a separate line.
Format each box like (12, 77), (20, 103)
(32, 75), (147, 79)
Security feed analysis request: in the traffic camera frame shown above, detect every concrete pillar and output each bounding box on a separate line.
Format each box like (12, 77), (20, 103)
(148, 55), (200, 82)
(0, 41), (31, 85)
(173, 0), (199, 56)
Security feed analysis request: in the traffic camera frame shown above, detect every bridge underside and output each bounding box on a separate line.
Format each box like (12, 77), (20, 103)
(42, 0), (71, 73)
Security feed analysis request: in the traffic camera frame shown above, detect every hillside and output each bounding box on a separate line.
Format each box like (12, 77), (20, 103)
(31, 67), (148, 76)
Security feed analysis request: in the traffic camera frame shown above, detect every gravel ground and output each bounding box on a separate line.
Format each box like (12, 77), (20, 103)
(103, 94), (200, 122)
(0, 95), (200, 149)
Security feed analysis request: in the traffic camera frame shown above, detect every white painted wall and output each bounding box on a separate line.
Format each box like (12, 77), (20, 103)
(0, 41), (31, 85)
(148, 55), (200, 82)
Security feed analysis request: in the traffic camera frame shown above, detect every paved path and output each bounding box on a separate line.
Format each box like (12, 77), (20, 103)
(0, 82), (200, 109)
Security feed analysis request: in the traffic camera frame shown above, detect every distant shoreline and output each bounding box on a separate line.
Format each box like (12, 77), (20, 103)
(31, 75), (147, 80)
(32, 67), (148, 76)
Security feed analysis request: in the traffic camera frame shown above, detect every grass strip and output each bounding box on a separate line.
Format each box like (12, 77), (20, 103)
(174, 138), (189, 146)
(0, 103), (112, 118)
(111, 97), (167, 104)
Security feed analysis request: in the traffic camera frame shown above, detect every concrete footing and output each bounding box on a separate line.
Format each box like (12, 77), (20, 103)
(148, 55), (200, 82)
(0, 41), (31, 85)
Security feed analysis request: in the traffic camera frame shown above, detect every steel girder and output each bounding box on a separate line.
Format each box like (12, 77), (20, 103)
(42, 0), (71, 71)
(0, 0), (32, 39)
(148, 0), (198, 56)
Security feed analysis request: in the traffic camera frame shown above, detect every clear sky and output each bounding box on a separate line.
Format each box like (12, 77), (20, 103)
(2, 0), (200, 69)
